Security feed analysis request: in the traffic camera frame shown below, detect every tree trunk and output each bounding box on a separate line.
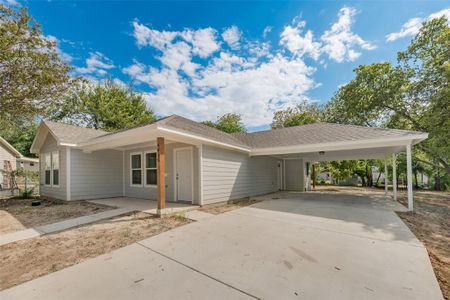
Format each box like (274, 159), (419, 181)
(414, 170), (419, 189)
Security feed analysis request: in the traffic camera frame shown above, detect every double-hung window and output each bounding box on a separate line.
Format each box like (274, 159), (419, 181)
(130, 153), (142, 186)
(44, 153), (51, 186)
(52, 151), (60, 187)
(145, 151), (157, 186)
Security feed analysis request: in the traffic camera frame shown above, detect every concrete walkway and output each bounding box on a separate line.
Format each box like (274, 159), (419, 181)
(88, 197), (198, 215)
(1, 192), (443, 300)
(0, 208), (132, 246)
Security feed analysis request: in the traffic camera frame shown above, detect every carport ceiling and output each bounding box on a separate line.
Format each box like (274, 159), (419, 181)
(272, 145), (405, 162)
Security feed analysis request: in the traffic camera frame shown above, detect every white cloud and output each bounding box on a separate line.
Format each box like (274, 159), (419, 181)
(126, 6), (374, 126)
(280, 21), (321, 60)
(181, 28), (220, 58)
(0, 0), (19, 6)
(320, 7), (376, 63)
(386, 8), (450, 42)
(222, 26), (242, 50)
(132, 21), (177, 50)
(46, 35), (73, 63)
(263, 26), (272, 38)
(77, 52), (115, 76)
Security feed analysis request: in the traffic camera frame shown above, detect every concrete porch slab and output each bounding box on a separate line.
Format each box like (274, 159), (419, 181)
(88, 197), (198, 215)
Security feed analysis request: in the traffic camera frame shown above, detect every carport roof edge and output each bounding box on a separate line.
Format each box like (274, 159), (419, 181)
(31, 115), (428, 154)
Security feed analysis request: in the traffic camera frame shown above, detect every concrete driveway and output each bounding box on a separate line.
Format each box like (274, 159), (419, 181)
(1, 192), (443, 300)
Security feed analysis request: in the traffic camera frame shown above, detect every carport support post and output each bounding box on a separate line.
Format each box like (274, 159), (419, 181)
(392, 153), (397, 201)
(157, 137), (166, 214)
(384, 158), (388, 198)
(406, 144), (413, 211)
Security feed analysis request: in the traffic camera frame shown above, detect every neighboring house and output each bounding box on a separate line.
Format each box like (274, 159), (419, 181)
(0, 137), (39, 190)
(30, 115), (428, 210)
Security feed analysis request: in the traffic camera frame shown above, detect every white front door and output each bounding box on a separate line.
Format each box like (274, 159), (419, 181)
(175, 148), (193, 203)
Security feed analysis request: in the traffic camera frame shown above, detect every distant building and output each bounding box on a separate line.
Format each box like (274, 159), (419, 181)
(0, 137), (39, 190)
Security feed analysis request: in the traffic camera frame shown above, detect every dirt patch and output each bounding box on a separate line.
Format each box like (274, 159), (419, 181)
(198, 198), (262, 215)
(396, 191), (450, 300)
(0, 212), (191, 290)
(0, 198), (114, 234)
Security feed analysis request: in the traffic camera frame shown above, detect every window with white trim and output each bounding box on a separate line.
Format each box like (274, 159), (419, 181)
(131, 153), (142, 186)
(52, 151), (59, 186)
(145, 151), (157, 186)
(44, 153), (51, 186)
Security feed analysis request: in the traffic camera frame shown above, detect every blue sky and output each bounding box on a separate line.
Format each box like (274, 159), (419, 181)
(12, 1), (450, 131)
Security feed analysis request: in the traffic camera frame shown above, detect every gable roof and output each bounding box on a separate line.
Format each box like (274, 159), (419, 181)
(43, 121), (108, 145)
(0, 136), (22, 158)
(32, 115), (427, 154)
(232, 123), (426, 149)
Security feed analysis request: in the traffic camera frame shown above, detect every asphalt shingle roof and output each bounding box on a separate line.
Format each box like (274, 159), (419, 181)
(43, 116), (425, 150)
(44, 121), (108, 144)
(231, 123), (424, 149)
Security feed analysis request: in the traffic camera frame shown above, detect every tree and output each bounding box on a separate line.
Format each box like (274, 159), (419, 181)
(52, 80), (155, 131)
(203, 113), (246, 133)
(0, 5), (72, 121)
(325, 17), (450, 189)
(272, 101), (323, 129)
(0, 118), (38, 157)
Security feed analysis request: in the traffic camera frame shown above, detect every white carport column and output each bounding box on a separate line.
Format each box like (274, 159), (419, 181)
(392, 153), (397, 201)
(406, 144), (414, 211)
(384, 158), (388, 198)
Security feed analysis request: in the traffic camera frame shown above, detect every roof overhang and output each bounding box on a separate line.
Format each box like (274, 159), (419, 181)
(78, 124), (251, 153)
(0, 137), (22, 158)
(17, 157), (39, 163)
(249, 133), (428, 157)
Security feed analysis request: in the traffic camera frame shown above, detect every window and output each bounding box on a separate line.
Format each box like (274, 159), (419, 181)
(145, 152), (157, 186)
(30, 162), (34, 166)
(44, 154), (51, 185)
(52, 151), (59, 186)
(130, 153), (142, 186)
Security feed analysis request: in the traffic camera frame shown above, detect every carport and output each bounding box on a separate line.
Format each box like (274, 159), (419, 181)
(250, 129), (428, 211)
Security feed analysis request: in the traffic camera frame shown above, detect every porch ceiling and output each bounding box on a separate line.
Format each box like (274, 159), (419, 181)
(272, 145), (405, 162)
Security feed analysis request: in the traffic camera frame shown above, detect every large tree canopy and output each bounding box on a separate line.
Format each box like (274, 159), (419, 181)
(325, 17), (450, 186)
(0, 5), (72, 121)
(203, 113), (246, 133)
(271, 101), (323, 129)
(52, 80), (155, 131)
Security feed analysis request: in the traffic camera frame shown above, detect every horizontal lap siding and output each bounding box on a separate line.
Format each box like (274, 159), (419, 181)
(125, 143), (200, 204)
(0, 144), (17, 188)
(39, 135), (67, 200)
(70, 149), (123, 200)
(202, 145), (278, 204)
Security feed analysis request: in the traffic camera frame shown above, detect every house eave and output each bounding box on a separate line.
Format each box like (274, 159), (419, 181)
(249, 133), (429, 156)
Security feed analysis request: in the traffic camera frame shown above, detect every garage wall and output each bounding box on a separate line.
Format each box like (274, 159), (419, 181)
(285, 159), (305, 191)
(202, 145), (278, 204)
(70, 149), (123, 200)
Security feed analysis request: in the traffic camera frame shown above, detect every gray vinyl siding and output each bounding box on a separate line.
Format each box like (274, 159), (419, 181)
(39, 134), (67, 200)
(285, 159), (304, 191)
(124, 143), (200, 204)
(202, 145), (278, 204)
(0, 144), (17, 189)
(70, 149), (123, 200)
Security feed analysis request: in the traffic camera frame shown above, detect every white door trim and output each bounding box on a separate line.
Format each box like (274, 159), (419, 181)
(173, 146), (194, 204)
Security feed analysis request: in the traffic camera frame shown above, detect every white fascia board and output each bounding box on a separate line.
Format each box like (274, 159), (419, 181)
(157, 126), (251, 153)
(250, 134), (429, 156)
(0, 136), (22, 158)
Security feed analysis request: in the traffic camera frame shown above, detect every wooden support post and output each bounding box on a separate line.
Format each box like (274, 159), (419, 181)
(392, 153), (397, 201)
(312, 164), (316, 190)
(157, 137), (166, 213)
(384, 158), (388, 198)
(406, 144), (413, 211)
